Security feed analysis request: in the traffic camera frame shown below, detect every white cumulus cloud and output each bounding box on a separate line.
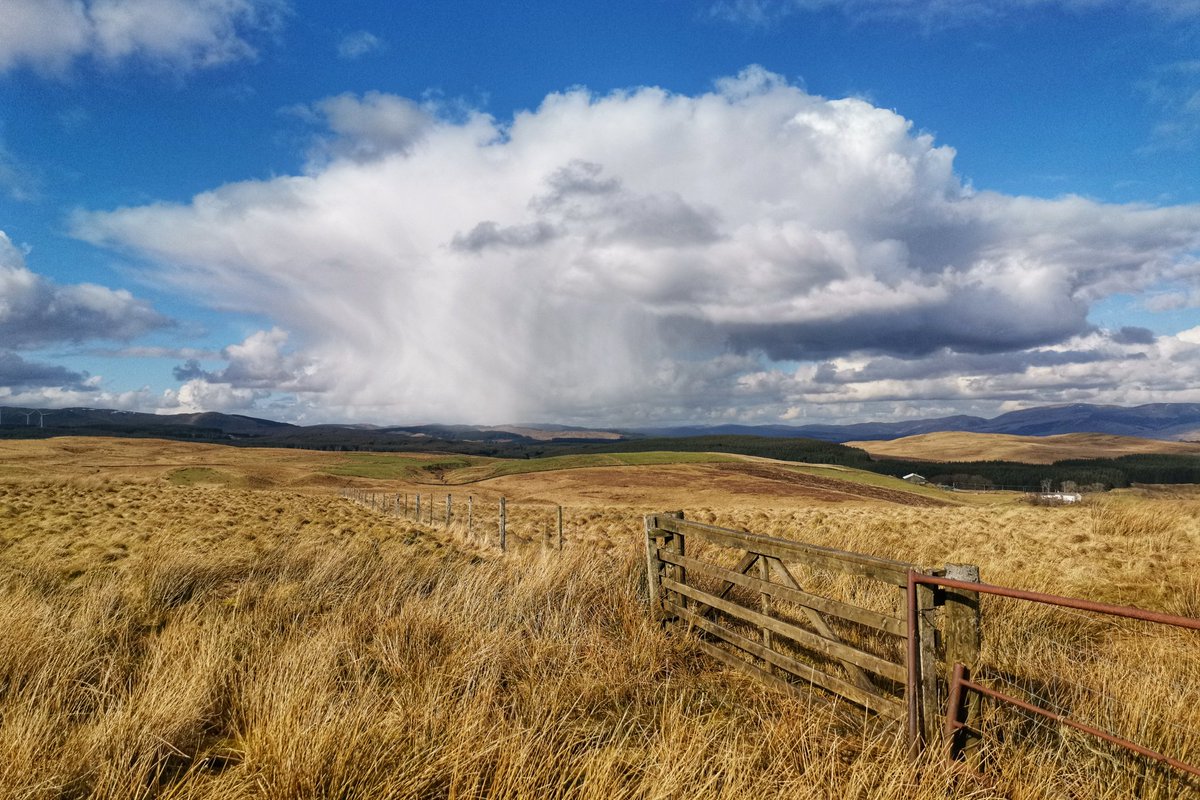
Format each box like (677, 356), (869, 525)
(0, 230), (170, 347)
(73, 68), (1200, 424)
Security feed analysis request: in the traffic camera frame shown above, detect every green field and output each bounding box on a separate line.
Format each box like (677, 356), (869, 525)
(323, 454), (479, 480)
(324, 450), (744, 484)
(166, 467), (243, 487)
(773, 463), (985, 503)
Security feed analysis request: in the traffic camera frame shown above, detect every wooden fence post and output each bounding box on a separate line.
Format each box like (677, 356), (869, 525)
(468, 495), (473, 534)
(944, 563), (982, 763)
(557, 505), (563, 550)
(415, 493), (420, 522)
(499, 496), (507, 551)
(446, 494), (451, 527)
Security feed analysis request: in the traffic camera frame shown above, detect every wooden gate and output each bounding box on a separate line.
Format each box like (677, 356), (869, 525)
(644, 513), (980, 744)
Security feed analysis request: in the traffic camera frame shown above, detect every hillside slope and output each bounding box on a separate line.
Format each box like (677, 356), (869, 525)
(848, 431), (1200, 464)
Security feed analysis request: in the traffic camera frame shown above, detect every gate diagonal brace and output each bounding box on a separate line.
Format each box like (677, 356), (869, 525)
(766, 556), (880, 696)
(689, 547), (883, 698)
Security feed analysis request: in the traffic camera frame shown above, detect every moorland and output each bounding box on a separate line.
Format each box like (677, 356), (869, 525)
(0, 437), (1197, 798)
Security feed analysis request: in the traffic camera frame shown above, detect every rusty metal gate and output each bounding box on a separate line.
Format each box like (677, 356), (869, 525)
(910, 571), (1200, 779)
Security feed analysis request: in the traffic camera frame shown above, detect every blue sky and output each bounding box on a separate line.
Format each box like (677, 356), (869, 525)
(1, 0), (1199, 425)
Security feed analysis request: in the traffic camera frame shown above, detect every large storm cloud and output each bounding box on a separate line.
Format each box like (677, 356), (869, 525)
(73, 68), (1200, 423)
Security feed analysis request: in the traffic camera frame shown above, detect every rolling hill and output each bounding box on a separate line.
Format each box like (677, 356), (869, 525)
(848, 431), (1200, 464)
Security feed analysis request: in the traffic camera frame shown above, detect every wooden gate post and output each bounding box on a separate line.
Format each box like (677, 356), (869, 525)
(943, 563), (982, 763)
(917, 579), (941, 747)
(907, 568), (943, 754)
(644, 515), (665, 620)
(667, 511), (685, 610)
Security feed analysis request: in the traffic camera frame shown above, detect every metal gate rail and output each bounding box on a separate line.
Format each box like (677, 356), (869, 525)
(907, 570), (1200, 778)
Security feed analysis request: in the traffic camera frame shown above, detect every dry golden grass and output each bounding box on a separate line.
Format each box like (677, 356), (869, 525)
(846, 431), (1200, 464)
(1, 438), (1198, 798)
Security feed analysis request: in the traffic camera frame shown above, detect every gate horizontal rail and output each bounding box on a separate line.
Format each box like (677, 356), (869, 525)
(653, 514), (913, 585)
(665, 599), (907, 720)
(662, 576), (907, 682)
(658, 550), (905, 635)
(946, 665), (1200, 780)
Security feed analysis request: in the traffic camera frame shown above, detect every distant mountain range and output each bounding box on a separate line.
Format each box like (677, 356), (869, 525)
(632, 403), (1200, 443)
(2, 402), (1200, 448)
(0, 406), (625, 450)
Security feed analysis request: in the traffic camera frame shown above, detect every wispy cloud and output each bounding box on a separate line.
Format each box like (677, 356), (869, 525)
(0, 137), (39, 201)
(337, 30), (382, 60)
(1138, 60), (1200, 152)
(710, 0), (1200, 27)
(73, 68), (1200, 423)
(0, 0), (288, 75)
(83, 345), (222, 359)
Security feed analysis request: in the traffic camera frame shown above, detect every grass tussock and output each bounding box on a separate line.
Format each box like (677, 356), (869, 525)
(0, 462), (1198, 798)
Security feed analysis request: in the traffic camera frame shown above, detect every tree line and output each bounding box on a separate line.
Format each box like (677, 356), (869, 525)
(551, 436), (1200, 491)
